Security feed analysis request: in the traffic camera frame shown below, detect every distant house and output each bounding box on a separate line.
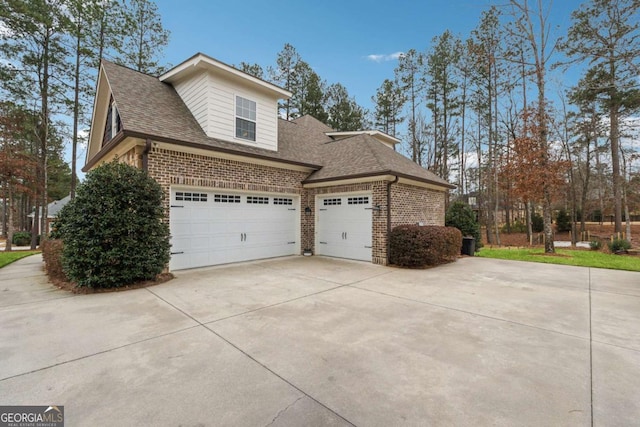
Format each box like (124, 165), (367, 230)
(28, 195), (70, 235)
(83, 53), (454, 271)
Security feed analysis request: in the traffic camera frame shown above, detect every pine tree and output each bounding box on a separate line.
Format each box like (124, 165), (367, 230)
(372, 79), (405, 137)
(325, 83), (367, 131)
(560, 0), (640, 235)
(0, 0), (69, 246)
(117, 0), (170, 75)
(269, 43), (301, 120)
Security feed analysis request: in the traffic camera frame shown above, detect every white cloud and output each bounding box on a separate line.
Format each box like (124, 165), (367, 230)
(366, 52), (404, 63)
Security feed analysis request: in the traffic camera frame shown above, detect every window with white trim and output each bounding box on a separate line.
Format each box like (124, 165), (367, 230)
(323, 198), (342, 206)
(175, 192), (207, 202)
(235, 96), (256, 141)
(247, 196), (269, 204)
(348, 196), (369, 205)
(273, 197), (293, 205)
(214, 194), (241, 203)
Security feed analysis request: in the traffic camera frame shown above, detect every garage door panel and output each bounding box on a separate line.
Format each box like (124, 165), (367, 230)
(170, 189), (299, 270)
(316, 194), (372, 262)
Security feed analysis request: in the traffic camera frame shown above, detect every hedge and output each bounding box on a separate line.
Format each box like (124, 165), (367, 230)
(41, 239), (67, 282)
(389, 225), (462, 268)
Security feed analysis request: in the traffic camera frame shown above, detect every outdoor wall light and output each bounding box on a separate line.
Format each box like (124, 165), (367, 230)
(304, 207), (312, 215)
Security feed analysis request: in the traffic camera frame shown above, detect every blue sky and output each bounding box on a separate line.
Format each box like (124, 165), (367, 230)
(153, 0), (583, 114)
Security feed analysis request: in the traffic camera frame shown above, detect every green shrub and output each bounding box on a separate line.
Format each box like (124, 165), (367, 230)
(501, 219), (527, 234)
(608, 238), (631, 253)
(531, 212), (544, 233)
(591, 209), (603, 223)
(12, 231), (31, 246)
(556, 209), (572, 233)
(41, 239), (67, 282)
(589, 239), (602, 251)
(445, 201), (482, 250)
(56, 162), (170, 288)
(389, 225), (462, 268)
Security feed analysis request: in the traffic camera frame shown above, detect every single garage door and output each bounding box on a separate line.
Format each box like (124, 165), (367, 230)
(316, 194), (372, 262)
(170, 189), (298, 270)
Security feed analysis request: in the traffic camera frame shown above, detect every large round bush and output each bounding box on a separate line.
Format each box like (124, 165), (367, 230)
(389, 225), (462, 267)
(57, 162), (170, 288)
(445, 201), (482, 250)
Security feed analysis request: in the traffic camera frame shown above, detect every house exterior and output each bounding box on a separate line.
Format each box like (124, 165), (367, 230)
(84, 53), (454, 271)
(28, 195), (70, 235)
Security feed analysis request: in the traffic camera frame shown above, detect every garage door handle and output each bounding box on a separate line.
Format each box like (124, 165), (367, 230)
(171, 251), (184, 255)
(287, 241), (295, 244)
(364, 246), (372, 249)
(319, 241), (327, 244)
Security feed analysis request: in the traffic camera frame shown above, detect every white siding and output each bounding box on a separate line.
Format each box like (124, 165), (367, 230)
(173, 71), (209, 133)
(173, 70), (279, 152)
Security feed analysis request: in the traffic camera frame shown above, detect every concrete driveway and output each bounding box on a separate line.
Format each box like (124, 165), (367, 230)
(1, 254), (639, 426)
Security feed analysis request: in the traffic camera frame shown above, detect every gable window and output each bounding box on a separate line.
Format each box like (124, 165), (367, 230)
(235, 96), (256, 141)
(102, 98), (122, 146)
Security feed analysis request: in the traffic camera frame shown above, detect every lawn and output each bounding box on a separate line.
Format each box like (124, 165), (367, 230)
(477, 247), (640, 272)
(0, 251), (39, 269)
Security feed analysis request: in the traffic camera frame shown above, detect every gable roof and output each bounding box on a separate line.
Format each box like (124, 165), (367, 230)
(88, 60), (453, 189)
(85, 61), (321, 171)
(304, 133), (453, 187)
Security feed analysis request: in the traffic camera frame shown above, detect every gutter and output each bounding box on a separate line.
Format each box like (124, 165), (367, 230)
(386, 175), (399, 264)
(142, 138), (152, 172)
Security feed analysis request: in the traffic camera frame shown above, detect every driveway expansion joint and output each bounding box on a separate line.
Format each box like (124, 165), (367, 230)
(349, 284), (592, 342)
(0, 325), (201, 382)
(144, 285), (356, 425)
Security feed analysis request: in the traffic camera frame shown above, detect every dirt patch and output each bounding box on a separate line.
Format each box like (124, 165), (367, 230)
(51, 273), (174, 294)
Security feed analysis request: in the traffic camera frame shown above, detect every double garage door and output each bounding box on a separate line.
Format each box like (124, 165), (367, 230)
(170, 189), (298, 270)
(316, 194), (373, 262)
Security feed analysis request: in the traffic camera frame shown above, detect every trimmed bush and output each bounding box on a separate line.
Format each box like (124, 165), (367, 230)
(608, 238), (631, 254)
(389, 225), (462, 268)
(41, 239), (67, 282)
(12, 231), (32, 246)
(556, 208), (572, 233)
(56, 162), (170, 288)
(445, 201), (482, 250)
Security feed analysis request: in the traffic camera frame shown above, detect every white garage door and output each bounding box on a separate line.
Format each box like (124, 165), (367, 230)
(316, 194), (372, 262)
(170, 189), (298, 270)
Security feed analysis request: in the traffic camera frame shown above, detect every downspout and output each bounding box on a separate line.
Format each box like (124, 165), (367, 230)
(386, 175), (399, 264)
(142, 138), (152, 172)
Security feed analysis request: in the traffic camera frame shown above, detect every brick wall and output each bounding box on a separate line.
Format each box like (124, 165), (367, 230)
(145, 147), (447, 265)
(390, 183), (446, 228)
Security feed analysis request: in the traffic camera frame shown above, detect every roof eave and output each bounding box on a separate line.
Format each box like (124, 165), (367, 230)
(303, 170), (455, 190)
(83, 130), (322, 172)
(159, 53), (292, 99)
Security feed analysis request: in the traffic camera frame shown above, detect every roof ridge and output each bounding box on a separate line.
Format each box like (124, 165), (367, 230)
(102, 59), (160, 79)
(361, 134), (390, 171)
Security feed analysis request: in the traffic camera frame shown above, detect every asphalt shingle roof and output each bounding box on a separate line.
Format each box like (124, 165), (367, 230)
(100, 61), (453, 189)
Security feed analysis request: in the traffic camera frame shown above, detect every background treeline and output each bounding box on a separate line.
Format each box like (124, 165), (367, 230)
(2, 0), (638, 254)
(0, 0), (170, 248)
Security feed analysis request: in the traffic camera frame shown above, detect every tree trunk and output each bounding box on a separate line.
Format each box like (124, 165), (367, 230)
(610, 103), (622, 233)
(5, 184), (13, 252)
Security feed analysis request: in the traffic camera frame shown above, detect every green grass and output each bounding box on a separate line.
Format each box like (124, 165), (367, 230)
(0, 251), (39, 269)
(477, 247), (640, 272)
